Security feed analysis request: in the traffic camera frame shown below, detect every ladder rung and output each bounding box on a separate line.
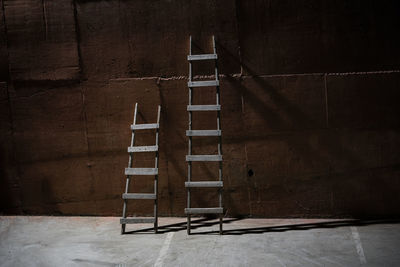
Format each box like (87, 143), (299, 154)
(186, 155), (222, 161)
(120, 217), (155, 224)
(122, 193), (156, 200)
(187, 54), (218, 61)
(131, 123), (159, 130)
(185, 181), (223, 188)
(188, 80), (219, 87)
(187, 105), (221, 111)
(125, 168), (158, 176)
(128, 145), (158, 153)
(185, 208), (223, 214)
(186, 130), (221, 136)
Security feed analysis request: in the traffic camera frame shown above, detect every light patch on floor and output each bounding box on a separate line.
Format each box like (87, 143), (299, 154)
(351, 226), (367, 264)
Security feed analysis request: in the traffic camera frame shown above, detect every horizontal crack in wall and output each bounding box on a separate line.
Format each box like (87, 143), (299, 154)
(108, 69), (400, 82)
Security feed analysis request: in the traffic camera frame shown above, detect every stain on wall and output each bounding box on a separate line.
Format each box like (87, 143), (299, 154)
(1, 0), (399, 217)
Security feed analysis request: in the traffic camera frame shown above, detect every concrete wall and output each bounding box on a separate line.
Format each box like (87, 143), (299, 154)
(1, 0), (399, 217)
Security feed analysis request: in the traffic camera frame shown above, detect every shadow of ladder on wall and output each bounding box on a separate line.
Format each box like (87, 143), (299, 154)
(186, 35), (224, 235)
(120, 103), (161, 234)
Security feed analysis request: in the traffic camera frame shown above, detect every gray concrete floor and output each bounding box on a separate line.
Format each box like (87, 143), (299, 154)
(0, 216), (399, 266)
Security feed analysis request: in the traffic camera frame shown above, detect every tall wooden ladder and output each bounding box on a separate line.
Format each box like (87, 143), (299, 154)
(120, 103), (161, 234)
(185, 35), (224, 235)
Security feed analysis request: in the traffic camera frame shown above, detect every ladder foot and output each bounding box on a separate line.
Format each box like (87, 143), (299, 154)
(121, 224), (126, 235)
(187, 216), (191, 235)
(219, 216), (223, 235)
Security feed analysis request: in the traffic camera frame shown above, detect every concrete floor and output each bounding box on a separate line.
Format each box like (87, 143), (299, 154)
(0, 216), (399, 266)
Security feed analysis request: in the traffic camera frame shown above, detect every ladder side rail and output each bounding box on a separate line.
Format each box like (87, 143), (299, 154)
(187, 35), (193, 235)
(213, 35), (223, 235)
(154, 105), (161, 233)
(121, 102), (138, 234)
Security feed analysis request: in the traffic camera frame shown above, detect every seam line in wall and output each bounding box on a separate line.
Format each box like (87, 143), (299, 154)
(108, 69), (400, 82)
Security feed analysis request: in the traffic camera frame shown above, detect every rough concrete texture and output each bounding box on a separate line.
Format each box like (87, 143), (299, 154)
(1, 216), (400, 266)
(238, 1), (400, 75)
(0, 1), (9, 81)
(75, 0), (240, 79)
(0, 0), (400, 217)
(3, 0), (80, 81)
(0, 82), (21, 214)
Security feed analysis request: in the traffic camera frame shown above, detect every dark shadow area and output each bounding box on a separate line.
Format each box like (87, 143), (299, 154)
(189, 218), (400, 235)
(125, 217), (400, 235)
(124, 217), (244, 234)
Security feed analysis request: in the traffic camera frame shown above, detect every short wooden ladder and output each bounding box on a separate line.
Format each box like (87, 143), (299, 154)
(120, 103), (161, 234)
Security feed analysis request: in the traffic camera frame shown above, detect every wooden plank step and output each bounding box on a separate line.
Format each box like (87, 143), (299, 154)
(131, 123), (159, 130)
(120, 217), (155, 224)
(187, 105), (221, 111)
(185, 181), (223, 188)
(186, 130), (221, 136)
(186, 155), (222, 161)
(184, 208), (224, 214)
(187, 54), (217, 61)
(128, 145), (158, 153)
(122, 193), (156, 200)
(188, 80), (219, 87)
(125, 168), (158, 176)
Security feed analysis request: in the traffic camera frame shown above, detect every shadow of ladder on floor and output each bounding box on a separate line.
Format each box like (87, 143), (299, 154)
(186, 35), (224, 235)
(120, 103), (161, 234)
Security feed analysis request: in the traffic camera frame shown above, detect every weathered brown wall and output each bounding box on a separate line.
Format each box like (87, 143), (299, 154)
(1, 0), (399, 217)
